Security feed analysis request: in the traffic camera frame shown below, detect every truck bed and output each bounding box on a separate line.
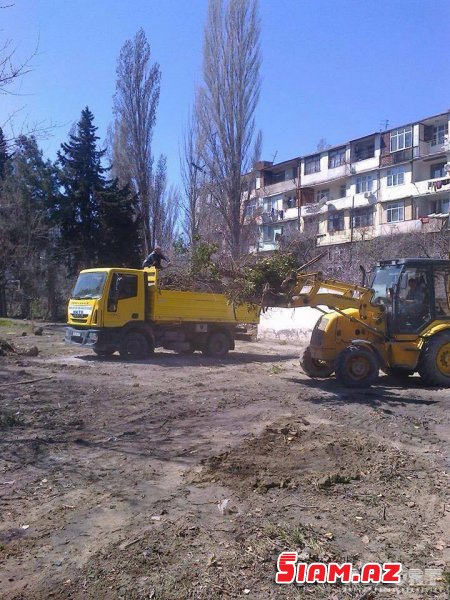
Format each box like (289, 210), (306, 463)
(149, 288), (259, 324)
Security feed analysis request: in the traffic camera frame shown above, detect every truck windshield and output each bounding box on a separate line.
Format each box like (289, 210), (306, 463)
(370, 264), (402, 305)
(72, 272), (107, 299)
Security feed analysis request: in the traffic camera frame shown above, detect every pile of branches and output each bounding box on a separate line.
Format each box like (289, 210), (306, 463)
(158, 266), (225, 294)
(158, 244), (309, 307)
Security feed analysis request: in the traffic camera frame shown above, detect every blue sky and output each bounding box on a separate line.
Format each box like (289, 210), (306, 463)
(2, 0), (450, 186)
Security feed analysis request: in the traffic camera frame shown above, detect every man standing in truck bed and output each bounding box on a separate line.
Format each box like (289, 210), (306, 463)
(142, 246), (170, 270)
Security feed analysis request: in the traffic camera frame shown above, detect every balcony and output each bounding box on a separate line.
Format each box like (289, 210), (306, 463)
(352, 149), (375, 162)
(380, 147), (414, 167)
(412, 175), (450, 197)
(416, 139), (449, 159)
(261, 179), (297, 196)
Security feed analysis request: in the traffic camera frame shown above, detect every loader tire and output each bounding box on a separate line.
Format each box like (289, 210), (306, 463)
(202, 331), (230, 358)
(300, 346), (334, 378)
(418, 331), (450, 387)
(335, 345), (379, 388)
(119, 332), (151, 360)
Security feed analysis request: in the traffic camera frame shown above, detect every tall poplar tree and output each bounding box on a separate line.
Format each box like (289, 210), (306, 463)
(198, 0), (261, 258)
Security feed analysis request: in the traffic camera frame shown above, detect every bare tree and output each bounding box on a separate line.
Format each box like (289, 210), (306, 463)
(113, 28), (161, 255)
(180, 104), (207, 247)
(150, 155), (179, 250)
(197, 0), (261, 258)
(160, 185), (180, 250)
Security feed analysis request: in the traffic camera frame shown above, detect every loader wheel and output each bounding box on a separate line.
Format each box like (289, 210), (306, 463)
(335, 346), (379, 388)
(119, 332), (151, 359)
(418, 331), (450, 387)
(203, 331), (230, 358)
(300, 346), (334, 378)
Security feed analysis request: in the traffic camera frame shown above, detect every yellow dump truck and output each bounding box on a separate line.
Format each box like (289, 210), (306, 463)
(65, 267), (259, 358)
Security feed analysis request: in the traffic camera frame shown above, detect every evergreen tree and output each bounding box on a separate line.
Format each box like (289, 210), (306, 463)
(0, 127), (11, 181)
(0, 135), (58, 317)
(57, 107), (141, 273)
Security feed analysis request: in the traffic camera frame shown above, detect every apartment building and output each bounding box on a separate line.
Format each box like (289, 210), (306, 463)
(246, 110), (450, 252)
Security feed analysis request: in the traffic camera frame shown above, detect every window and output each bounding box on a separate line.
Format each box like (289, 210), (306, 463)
(244, 197), (259, 218)
(328, 147), (346, 168)
(434, 270), (450, 317)
(430, 162), (446, 179)
(270, 170), (285, 185)
(387, 166), (405, 186)
(72, 272), (106, 300)
(304, 154), (321, 174)
(108, 273), (138, 312)
(429, 198), (450, 214)
(353, 140), (375, 161)
(386, 201), (404, 223)
(263, 197), (283, 214)
(262, 225), (283, 242)
(432, 123), (448, 146)
(316, 189), (329, 203)
(286, 196), (296, 209)
(390, 127), (412, 152)
(340, 185), (347, 198)
(327, 212), (344, 232)
(356, 175), (373, 194)
(395, 267), (432, 333)
(352, 207), (374, 228)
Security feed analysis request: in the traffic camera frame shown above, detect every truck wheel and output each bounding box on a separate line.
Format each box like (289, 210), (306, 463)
(300, 346), (334, 378)
(203, 331), (230, 358)
(335, 346), (379, 388)
(119, 332), (151, 359)
(418, 331), (450, 387)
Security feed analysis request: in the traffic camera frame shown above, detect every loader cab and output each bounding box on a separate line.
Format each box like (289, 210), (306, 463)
(370, 259), (450, 334)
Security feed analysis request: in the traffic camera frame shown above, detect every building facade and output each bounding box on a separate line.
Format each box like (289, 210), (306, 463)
(246, 110), (450, 252)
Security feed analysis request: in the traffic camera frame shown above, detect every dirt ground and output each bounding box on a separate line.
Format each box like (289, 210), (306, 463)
(0, 320), (449, 599)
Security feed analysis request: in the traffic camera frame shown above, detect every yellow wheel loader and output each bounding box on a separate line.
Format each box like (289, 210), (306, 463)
(276, 258), (450, 388)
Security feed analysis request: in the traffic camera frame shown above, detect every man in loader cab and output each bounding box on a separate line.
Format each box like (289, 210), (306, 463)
(401, 276), (428, 327)
(142, 246), (170, 270)
(406, 277), (424, 302)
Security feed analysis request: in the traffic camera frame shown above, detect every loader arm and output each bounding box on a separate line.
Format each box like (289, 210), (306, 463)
(290, 273), (375, 312)
(262, 272), (385, 338)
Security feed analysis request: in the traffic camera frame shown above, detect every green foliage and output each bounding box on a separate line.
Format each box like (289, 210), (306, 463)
(190, 239), (220, 278)
(228, 252), (300, 305)
(0, 319), (14, 327)
(172, 237), (189, 256)
(0, 127), (11, 181)
(56, 107), (141, 273)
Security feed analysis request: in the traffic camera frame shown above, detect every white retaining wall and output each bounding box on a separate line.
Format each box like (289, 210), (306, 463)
(257, 306), (325, 343)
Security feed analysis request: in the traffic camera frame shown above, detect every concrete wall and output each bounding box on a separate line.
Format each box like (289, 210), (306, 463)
(257, 306), (324, 343)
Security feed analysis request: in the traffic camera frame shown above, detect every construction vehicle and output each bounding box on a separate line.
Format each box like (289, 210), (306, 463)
(271, 258), (450, 388)
(65, 267), (259, 358)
